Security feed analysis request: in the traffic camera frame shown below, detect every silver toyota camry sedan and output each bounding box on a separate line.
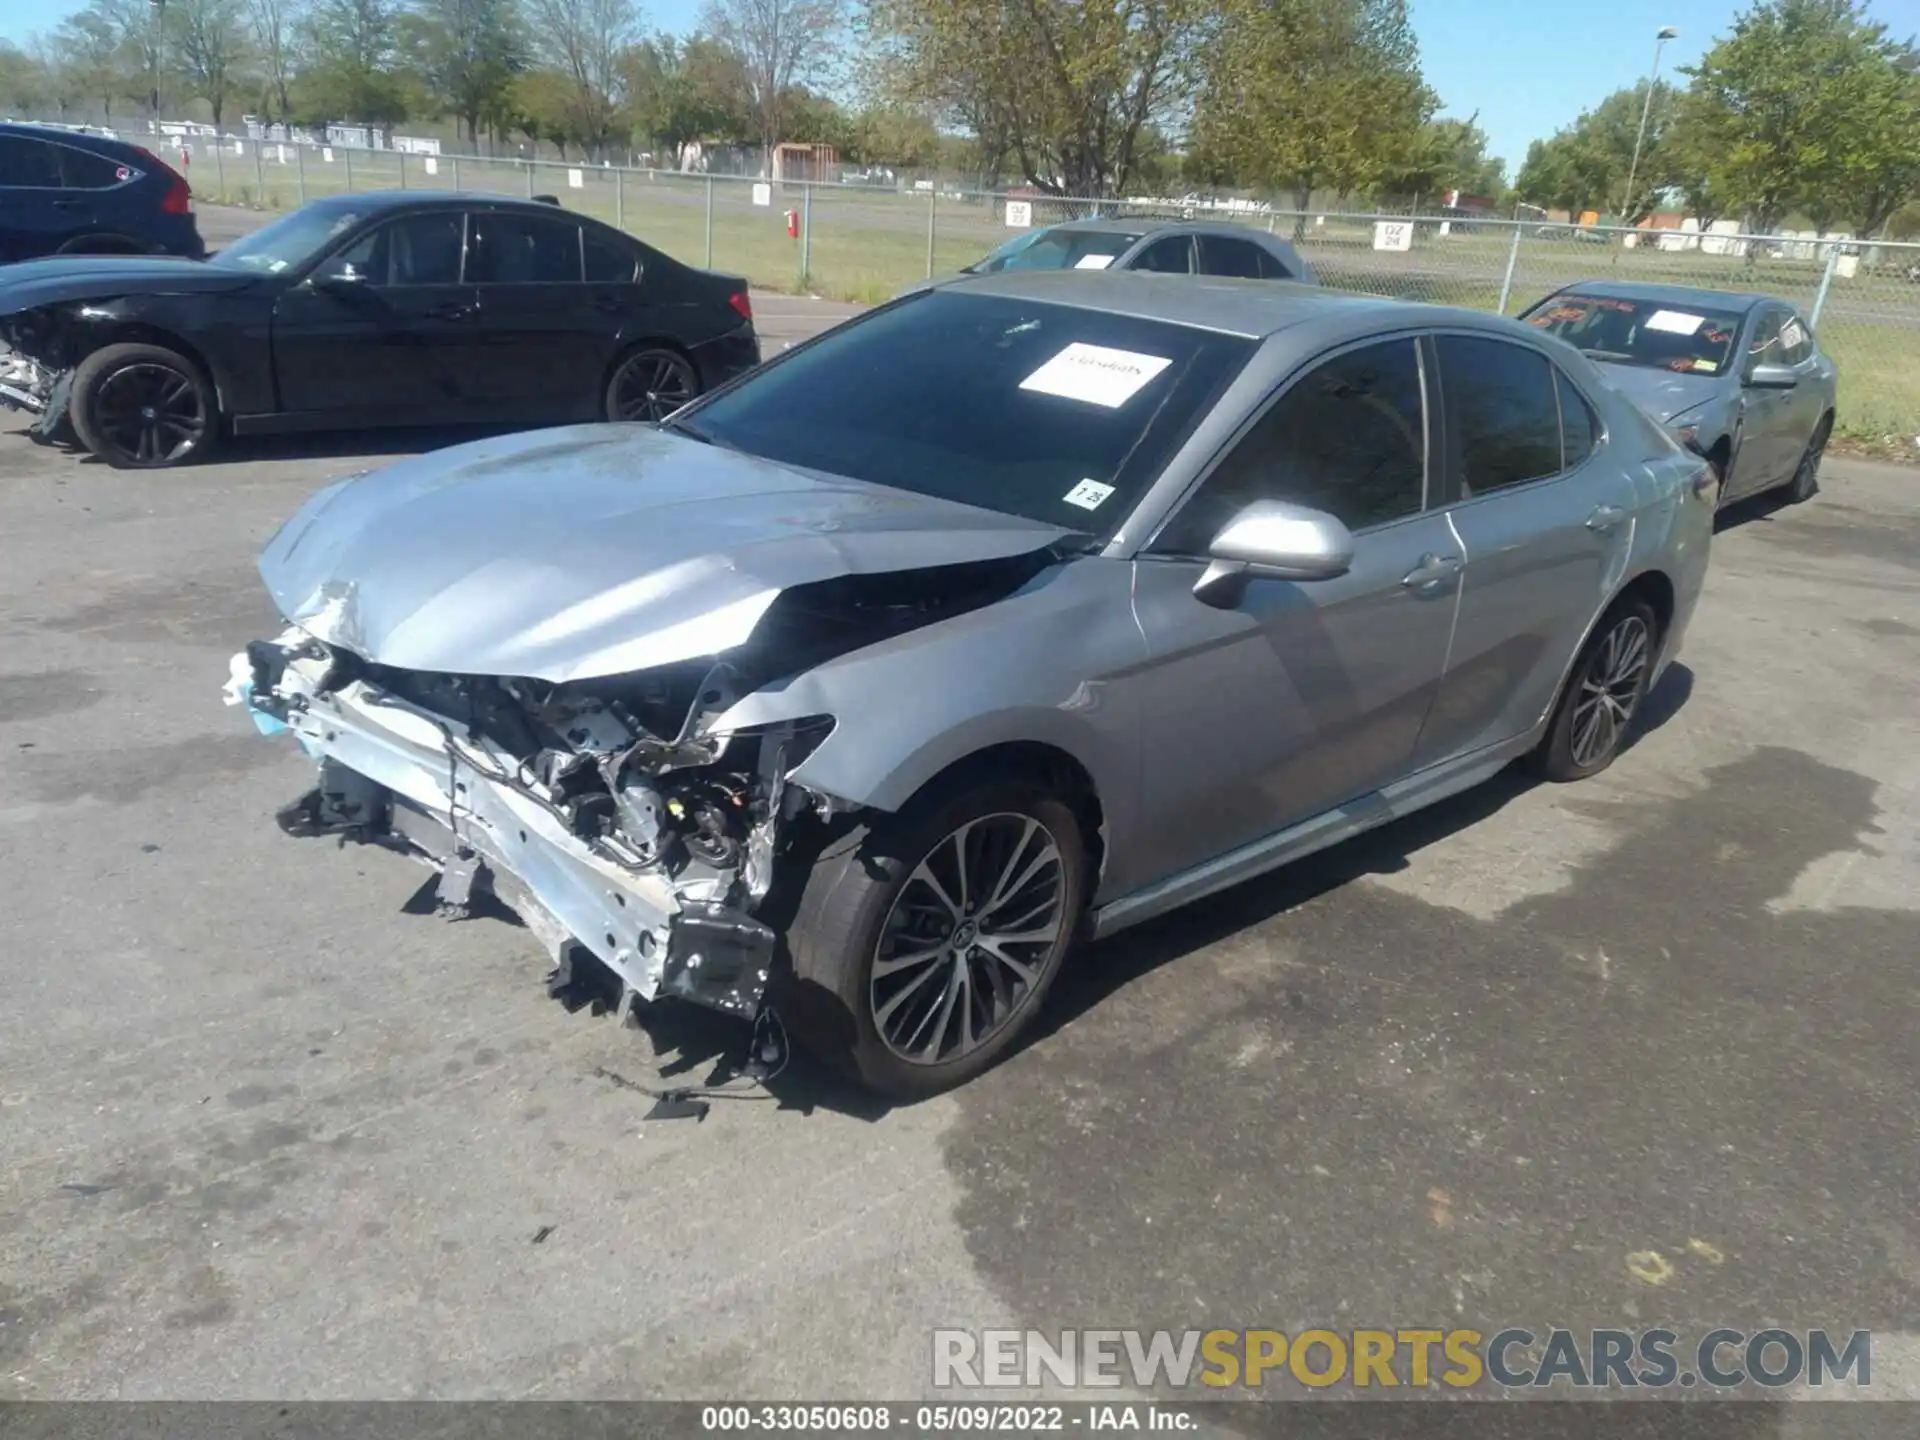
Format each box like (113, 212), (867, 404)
(229, 274), (1715, 1096)
(1517, 281), (1838, 510)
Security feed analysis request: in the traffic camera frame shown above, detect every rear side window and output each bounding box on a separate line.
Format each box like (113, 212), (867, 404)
(1157, 337), (1427, 548)
(470, 212), (582, 283)
(0, 135), (65, 188)
(1133, 236), (1194, 273)
(583, 228), (638, 282)
(1437, 334), (1564, 496)
(1556, 370), (1598, 468)
(1198, 236), (1264, 279)
(1258, 247), (1295, 281)
(57, 145), (130, 189)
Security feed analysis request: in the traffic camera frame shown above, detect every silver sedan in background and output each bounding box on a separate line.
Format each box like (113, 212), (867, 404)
(232, 275), (1715, 1096)
(1519, 281), (1838, 509)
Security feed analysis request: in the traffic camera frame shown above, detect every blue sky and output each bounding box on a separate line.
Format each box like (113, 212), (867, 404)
(7, 0), (1920, 175)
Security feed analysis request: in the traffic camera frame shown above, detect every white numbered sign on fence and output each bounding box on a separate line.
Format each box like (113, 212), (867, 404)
(752, 182), (772, 207)
(1005, 200), (1033, 228)
(1373, 220), (1413, 252)
(567, 168), (584, 189)
(424, 156), (438, 175)
(322, 147), (334, 162)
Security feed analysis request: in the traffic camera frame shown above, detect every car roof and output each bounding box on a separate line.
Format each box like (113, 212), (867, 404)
(1047, 217), (1284, 240)
(931, 269), (1514, 341)
(0, 120), (147, 159)
(294, 188), (571, 215)
(1553, 279), (1777, 313)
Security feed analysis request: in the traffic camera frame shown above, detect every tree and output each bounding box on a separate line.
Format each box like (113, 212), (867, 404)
(621, 33), (753, 162)
(864, 0), (1213, 198)
(1192, 0), (1433, 224)
(1678, 0), (1911, 236)
(521, 0), (639, 158)
(700, 0), (842, 162)
(403, 0), (525, 145)
(52, 8), (132, 118)
(93, 0), (171, 114)
(168, 0), (253, 126)
(247, 0), (302, 121)
(0, 41), (53, 114)
(1829, 40), (1920, 236)
(1385, 114), (1506, 202)
(299, 0), (410, 125)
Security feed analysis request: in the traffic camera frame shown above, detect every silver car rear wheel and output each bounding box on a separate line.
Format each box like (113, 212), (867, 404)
(1570, 614), (1651, 770)
(871, 813), (1068, 1066)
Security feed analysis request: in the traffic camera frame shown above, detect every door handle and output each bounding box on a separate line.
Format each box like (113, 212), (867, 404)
(51, 198), (87, 212)
(1400, 553), (1463, 590)
(1585, 504), (1627, 533)
(425, 301), (475, 322)
(592, 294), (628, 315)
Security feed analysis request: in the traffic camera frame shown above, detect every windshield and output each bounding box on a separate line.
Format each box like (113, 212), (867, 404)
(209, 205), (370, 272)
(677, 291), (1253, 536)
(1522, 293), (1743, 375)
(967, 227), (1142, 275)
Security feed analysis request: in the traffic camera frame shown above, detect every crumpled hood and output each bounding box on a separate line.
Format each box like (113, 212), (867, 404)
(260, 424), (1071, 683)
(1594, 362), (1725, 425)
(0, 256), (255, 313)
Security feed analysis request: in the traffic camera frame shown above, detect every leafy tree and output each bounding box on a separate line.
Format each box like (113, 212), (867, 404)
(167, 0), (254, 126)
(620, 33), (753, 162)
(843, 101), (940, 167)
(698, 0), (843, 163)
(521, 0), (640, 157)
(403, 0), (526, 145)
(246, 0), (302, 121)
(863, 0), (1214, 198)
(299, 0), (410, 126)
(1192, 0), (1433, 224)
(1678, 0), (1911, 235)
(1386, 114), (1506, 202)
(0, 41), (53, 113)
(93, 0), (171, 114)
(1828, 37), (1920, 236)
(1511, 81), (1676, 221)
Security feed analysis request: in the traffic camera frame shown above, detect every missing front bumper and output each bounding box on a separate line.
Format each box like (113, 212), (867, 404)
(228, 644), (777, 1021)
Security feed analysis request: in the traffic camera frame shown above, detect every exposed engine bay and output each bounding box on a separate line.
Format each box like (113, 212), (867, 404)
(1, 310), (81, 441)
(227, 548), (1064, 1023)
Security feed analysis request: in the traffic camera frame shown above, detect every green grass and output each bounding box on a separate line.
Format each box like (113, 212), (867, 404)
(185, 140), (1920, 438)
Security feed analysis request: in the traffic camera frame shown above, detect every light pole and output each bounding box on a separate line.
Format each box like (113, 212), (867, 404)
(1622, 25), (1678, 223)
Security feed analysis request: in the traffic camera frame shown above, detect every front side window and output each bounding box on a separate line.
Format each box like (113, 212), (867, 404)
(1437, 334), (1564, 496)
(1777, 311), (1814, 365)
(676, 291), (1254, 537)
(1745, 310), (1787, 369)
(318, 213), (465, 286)
(1522, 292), (1742, 377)
(469, 212), (582, 283)
(1156, 338), (1428, 552)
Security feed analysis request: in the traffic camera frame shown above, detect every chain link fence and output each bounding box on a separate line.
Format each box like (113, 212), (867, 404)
(135, 132), (1920, 442)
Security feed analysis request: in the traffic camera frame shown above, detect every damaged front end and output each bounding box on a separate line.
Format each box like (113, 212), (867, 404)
(225, 631), (844, 1019)
(0, 309), (78, 444)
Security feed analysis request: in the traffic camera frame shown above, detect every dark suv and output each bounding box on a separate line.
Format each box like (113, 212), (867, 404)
(0, 123), (205, 263)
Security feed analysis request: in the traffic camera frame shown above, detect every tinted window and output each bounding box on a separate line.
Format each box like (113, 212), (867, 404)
(1257, 247), (1295, 281)
(1199, 236), (1264, 279)
(1157, 339), (1426, 550)
(1745, 310), (1787, 368)
(1133, 236), (1193, 273)
(57, 144), (129, 188)
(1524, 293), (1742, 377)
(679, 291), (1253, 537)
(1437, 334), (1563, 495)
(320, 212), (465, 286)
(470, 212), (581, 283)
(0, 135), (65, 188)
(1556, 370), (1597, 469)
(970, 227), (1140, 274)
(583, 228), (638, 282)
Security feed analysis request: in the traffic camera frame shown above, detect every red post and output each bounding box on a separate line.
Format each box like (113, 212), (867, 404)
(786, 208), (799, 240)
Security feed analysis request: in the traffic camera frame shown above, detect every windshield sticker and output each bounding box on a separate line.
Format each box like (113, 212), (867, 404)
(1074, 253), (1116, 269)
(1781, 319), (1807, 350)
(1692, 358), (1720, 373)
(1646, 309), (1706, 335)
(1063, 478), (1117, 510)
(1020, 343), (1173, 409)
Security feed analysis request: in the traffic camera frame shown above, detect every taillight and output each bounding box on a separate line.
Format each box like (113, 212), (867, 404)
(728, 290), (752, 323)
(136, 148), (193, 214)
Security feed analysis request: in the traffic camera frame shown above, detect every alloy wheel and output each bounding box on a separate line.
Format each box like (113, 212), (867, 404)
(610, 351), (697, 422)
(91, 362), (205, 465)
(1570, 615), (1650, 769)
(870, 813), (1068, 1066)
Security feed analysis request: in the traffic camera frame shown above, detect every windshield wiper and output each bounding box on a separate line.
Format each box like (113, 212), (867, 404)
(661, 415), (736, 450)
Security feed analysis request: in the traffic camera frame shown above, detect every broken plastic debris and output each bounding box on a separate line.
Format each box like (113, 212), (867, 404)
(1625, 1250), (1674, 1286)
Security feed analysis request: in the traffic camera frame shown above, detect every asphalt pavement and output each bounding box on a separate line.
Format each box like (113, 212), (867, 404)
(1, 226), (1918, 1413)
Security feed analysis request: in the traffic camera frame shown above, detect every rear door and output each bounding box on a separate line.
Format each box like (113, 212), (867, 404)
(1416, 333), (1637, 764)
(271, 209), (480, 419)
(1128, 235), (1195, 274)
(465, 208), (611, 421)
(0, 134), (74, 260)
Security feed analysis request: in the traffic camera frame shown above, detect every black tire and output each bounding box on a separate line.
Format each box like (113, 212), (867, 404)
(779, 774), (1088, 1097)
(603, 345), (700, 423)
(70, 342), (217, 470)
(1783, 414), (1831, 504)
(1528, 597), (1660, 783)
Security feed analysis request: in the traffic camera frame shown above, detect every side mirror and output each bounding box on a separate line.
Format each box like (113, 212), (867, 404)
(1746, 362), (1799, 389)
(1192, 500), (1354, 608)
(309, 268), (366, 297)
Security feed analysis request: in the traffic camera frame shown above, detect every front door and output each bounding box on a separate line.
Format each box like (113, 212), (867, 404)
(1418, 333), (1639, 762)
(270, 210), (479, 421)
(1727, 307), (1797, 500)
(1128, 336), (1461, 884)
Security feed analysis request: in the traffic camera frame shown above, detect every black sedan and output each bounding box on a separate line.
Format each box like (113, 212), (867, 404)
(0, 191), (760, 469)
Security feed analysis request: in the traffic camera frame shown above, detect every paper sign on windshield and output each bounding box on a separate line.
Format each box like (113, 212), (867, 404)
(1063, 479), (1117, 509)
(1074, 254), (1115, 270)
(1781, 319), (1808, 350)
(1646, 309), (1705, 335)
(1020, 343), (1172, 409)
